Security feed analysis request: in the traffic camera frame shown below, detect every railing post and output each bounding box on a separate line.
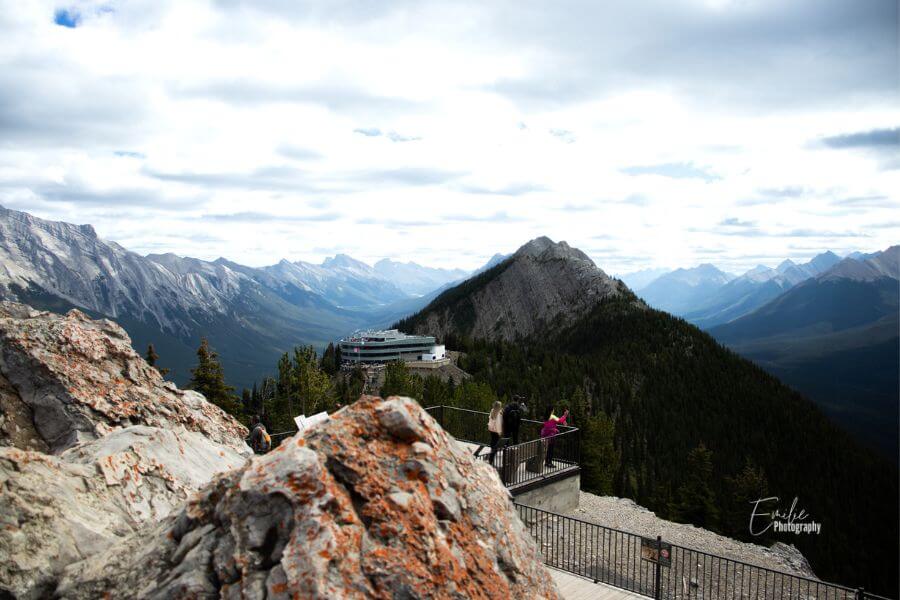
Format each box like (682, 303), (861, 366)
(438, 405), (444, 428)
(654, 535), (662, 600)
(856, 588), (864, 600)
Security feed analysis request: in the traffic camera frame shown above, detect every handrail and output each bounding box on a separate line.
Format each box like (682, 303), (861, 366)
(424, 405), (581, 489)
(515, 503), (893, 600)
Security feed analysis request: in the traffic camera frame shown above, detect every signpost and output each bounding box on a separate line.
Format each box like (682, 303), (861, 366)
(641, 536), (672, 599)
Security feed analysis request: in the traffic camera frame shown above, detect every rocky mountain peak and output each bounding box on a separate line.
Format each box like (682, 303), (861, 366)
(398, 237), (636, 342)
(321, 253), (371, 271)
(514, 236), (594, 265)
(776, 259), (797, 273)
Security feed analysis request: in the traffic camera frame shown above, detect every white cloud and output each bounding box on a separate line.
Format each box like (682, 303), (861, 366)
(0, 0), (897, 274)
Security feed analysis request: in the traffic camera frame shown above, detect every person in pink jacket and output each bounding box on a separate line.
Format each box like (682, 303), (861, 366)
(541, 406), (568, 468)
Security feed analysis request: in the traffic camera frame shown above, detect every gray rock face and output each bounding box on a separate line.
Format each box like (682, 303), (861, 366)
(0, 302), (249, 454)
(0, 303), (251, 598)
(55, 396), (562, 599)
(0, 447), (139, 598)
(409, 236), (637, 342)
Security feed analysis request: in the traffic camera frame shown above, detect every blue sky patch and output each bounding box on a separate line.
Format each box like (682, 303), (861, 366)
(54, 8), (80, 28)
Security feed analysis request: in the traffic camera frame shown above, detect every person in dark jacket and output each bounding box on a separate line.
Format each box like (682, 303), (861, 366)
(249, 415), (271, 454)
(502, 397), (527, 445)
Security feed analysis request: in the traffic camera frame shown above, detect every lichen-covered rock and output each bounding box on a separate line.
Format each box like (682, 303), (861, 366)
(0, 371), (48, 452)
(57, 396), (562, 599)
(0, 447), (139, 598)
(0, 302), (253, 598)
(1, 426), (248, 598)
(0, 302), (248, 454)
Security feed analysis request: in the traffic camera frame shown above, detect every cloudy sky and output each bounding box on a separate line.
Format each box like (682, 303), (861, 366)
(1, 0), (897, 274)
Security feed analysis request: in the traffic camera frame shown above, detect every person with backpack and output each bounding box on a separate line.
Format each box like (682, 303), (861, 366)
(502, 396), (527, 445)
(249, 415), (271, 454)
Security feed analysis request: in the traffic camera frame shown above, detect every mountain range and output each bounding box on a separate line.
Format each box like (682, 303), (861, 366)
(396, 236), (897, 596)
(637, 263), (736, 315)
(0, 206), (477, 389)
(623, 248), (898, 458)
(710, 247), (899, 457)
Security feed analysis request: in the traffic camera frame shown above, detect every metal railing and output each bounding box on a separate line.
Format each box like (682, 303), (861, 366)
(424, 405), (580, 489)
(480, 429), (580, 488)
(515, 503), (893, 600)
(423, 405), (576, 446)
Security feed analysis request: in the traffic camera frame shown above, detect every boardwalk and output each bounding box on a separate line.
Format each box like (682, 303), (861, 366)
(551, 568), (647, 600)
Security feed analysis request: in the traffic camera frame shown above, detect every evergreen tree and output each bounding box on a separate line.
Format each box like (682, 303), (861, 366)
(144, 343), (169, 377)
(724, 460), (771, 543)
(381, 361), (413, 397)
(241, 388), (252, 419)
(422, 374), (449, 407)
(580, 411), (618, 495)
(320, 342), (338, 376)
(189, 338), (241, 418)
(673, 443), (719, 530)
(276, 352), (293, 424)
(145, 343), (158, 367)
(292, 345), (334, 415)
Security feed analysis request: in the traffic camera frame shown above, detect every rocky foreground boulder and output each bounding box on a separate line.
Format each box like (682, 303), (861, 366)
(56, 396), (562, 599)
(0, 303), (250, 597)
(0, 302), (248, 454)
(0, 303), (559, 599)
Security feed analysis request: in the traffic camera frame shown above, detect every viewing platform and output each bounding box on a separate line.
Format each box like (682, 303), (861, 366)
(424, 405), (581, 513)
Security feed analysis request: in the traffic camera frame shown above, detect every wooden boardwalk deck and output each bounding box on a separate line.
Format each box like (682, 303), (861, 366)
(551, 568), (647, 600)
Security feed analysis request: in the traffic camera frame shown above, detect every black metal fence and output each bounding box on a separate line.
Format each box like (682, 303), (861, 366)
(478, 429), (580, 488)
(515, 503), (893, 600)
(424, 405), (580, 489)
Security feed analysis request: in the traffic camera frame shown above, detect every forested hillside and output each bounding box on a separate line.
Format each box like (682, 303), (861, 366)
(396, 249), (898, 596)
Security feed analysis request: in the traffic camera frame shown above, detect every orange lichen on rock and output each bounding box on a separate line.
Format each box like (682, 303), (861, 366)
(54, 395), (562, 599)
(0, 303), (248, 454)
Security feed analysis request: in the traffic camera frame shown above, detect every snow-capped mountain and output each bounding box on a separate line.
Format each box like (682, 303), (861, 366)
(261, 255), (409, 309)
(0, 206), (451, 388)
(373, 259), (468, 297)
(637, 264), (735, 315)
(682, 251), (844, 328)
(616, 267), (672, 292)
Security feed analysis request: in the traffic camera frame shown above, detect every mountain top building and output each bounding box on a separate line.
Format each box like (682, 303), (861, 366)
(339, 329), (447, 365)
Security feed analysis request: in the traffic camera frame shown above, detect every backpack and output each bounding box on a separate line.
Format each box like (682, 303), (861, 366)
(253, 425), (271, 453)
(502, 404), (520, 433)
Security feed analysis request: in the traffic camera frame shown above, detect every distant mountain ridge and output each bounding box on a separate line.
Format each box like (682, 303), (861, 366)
(682, 251), (842, 328)
(709, 245), (899, 458)
(0, 206), (480, 388)
(373, 259), (468, 296)
(637, 263), (735, 315)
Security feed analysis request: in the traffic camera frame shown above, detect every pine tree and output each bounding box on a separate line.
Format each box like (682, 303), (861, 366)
(145, 343), (169, 377)
(673, 443), (719, 530)
(381, 360), (412, 397)
(725, 460), (771, 542)
(320, 343), (338, 376)
(145, 344), (158, 367)
(580, 411), (619, 495)
(292, 345), (334, 415)
(189, 338), (241, 418)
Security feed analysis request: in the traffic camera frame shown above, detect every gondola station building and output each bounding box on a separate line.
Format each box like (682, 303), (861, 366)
(339, 329), (447, 365)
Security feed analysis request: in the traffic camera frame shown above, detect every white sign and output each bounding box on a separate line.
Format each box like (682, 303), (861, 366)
(294, 411), (330, 431)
